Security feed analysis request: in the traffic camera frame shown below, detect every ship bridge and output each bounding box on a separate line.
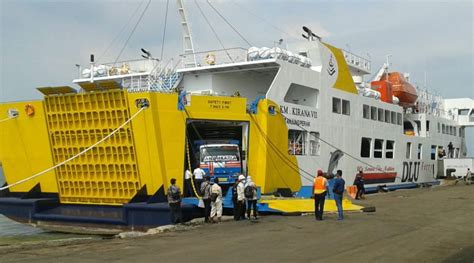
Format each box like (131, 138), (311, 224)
(444, 98), (474, 127)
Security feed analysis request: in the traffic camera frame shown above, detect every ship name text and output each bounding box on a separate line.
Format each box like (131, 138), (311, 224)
(280, 106), (317, 119)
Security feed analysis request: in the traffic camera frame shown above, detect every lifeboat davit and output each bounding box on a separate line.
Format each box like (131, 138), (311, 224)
(380, 72), (418, 107)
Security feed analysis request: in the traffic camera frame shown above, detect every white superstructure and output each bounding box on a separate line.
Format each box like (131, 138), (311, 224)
(70, 3), (473, 192)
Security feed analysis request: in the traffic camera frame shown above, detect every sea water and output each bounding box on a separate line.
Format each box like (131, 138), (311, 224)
(0, 169), (89, 246)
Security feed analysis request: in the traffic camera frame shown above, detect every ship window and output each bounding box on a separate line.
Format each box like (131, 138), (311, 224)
(374, 139), (383, 158)
(431, 145), (437, 160)
(404, 121), (414, 135)
(391, 112), (397, 124)
(385, 110), (391, 123)
(397, 113), (402, 125)
(360, 137), (371, 158)
(299, 52), (308, 57)
(342, 100), (350, 115)
(363, 105), (370, 119)
(458, 109), (469, 115)
(442, 124), (445, 134)
(460, 127), (464, 137)
(385, 140), (395, 159)
(284, 83), (319, 107)
(378, 108), (384, 122)
(426, 121), (430, 136)
(453, 127), (457, 136)
(332, 98), (341, 114)
(437, 122), (440, 133)
(309, 132), (320, 156)
(406, 142), (412, 159)
(288, 130), (307, 155)
(371, 106), (377, 120)
(417, 143), (423, 159)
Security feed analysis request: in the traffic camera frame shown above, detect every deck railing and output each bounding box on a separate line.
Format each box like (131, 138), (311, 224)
(342, 50), (371, 72)
(180, 48), (248, 68)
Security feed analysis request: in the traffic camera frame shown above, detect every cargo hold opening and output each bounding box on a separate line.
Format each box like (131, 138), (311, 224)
(185, 120), (249, 184)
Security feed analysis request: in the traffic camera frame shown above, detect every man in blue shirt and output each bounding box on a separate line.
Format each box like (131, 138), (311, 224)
(333, 170), (345, 220)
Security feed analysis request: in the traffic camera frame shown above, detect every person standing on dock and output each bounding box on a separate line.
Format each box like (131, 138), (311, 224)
(200, 176), (212, 223)
(354, 170), (365, 200)
(333, 170), (346, 221)
(235, 174), (246, 221)
(465, 168), (472, 184)
(210, 178), (223, 223)
(313, 170), (328, 221)
(184, 169), (193, 197)
(245, 176), (258, 220)
(167, 178), (182, 224)
(193, 167), (206, 190)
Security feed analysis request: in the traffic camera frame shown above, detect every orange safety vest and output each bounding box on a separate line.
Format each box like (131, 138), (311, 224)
(313, 176), (327, 194)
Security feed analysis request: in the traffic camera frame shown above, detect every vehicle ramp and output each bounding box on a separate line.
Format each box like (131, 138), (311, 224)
(259, 198), (363, 213)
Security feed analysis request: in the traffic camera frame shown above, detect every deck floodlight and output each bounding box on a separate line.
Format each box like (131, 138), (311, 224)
(302, 26), (321, 41)
(141, 48), (152, 58)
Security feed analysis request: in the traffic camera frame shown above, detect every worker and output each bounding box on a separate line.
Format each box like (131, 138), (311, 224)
(448, 142), (454, 158)
(210, 177), (223, 223)
(245, 176), (258, 220)
(465, 168), (472, 184)
(232, 179), (239, 220)
(235, 174), (246, 221)
(167, 178), (182, 224)
(333, 170), (346, 221)
(184, 169), (192, 197)
(200, 176), (212, 223)
(313, 170), (328, 221)
(354, 170), (365, 200)
(193, 167), (206, 189)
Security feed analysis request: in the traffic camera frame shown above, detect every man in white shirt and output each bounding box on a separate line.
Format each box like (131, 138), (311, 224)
(193, 167), (206, 190)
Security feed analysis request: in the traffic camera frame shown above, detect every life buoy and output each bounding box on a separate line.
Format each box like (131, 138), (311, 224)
(205, 53), (216, 65)
(25, 104), (35, 117)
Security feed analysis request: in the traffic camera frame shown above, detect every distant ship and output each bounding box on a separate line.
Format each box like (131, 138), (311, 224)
(0, 1), (472, 232)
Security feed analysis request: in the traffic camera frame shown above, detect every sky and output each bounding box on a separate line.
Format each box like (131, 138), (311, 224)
(0, 0), (473, 154)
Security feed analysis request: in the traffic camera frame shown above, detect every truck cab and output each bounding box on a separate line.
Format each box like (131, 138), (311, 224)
(198, 143), (242, 183)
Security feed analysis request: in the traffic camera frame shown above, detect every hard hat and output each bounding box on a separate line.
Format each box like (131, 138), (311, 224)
(238, 174), (245, 181)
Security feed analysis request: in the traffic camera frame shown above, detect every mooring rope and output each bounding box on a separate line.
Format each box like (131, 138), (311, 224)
(0, 116), (16, 123)
(186, 136), (202, 199)
(0, 107), (147, 191)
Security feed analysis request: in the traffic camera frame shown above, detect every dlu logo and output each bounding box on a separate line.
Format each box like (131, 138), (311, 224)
(402, 161), (420, 182)
(327, 55), (336, 76)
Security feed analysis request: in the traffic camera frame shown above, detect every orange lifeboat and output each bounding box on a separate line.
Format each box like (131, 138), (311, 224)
(380, 72), (417, 107)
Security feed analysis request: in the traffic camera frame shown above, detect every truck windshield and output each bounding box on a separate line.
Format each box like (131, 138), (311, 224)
(200, 146), (240, 162)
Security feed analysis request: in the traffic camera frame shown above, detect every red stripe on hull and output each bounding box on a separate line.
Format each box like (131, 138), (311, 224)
(363, 172), (397, 180)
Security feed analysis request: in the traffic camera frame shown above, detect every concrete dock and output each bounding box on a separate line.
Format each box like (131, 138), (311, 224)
(1, 184), (473, 262)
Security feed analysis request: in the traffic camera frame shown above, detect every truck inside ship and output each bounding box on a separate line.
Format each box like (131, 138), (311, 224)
(184, 120), (249, 184)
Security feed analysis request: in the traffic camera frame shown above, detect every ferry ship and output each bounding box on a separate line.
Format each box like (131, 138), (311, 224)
(0, 2), (473, 232)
